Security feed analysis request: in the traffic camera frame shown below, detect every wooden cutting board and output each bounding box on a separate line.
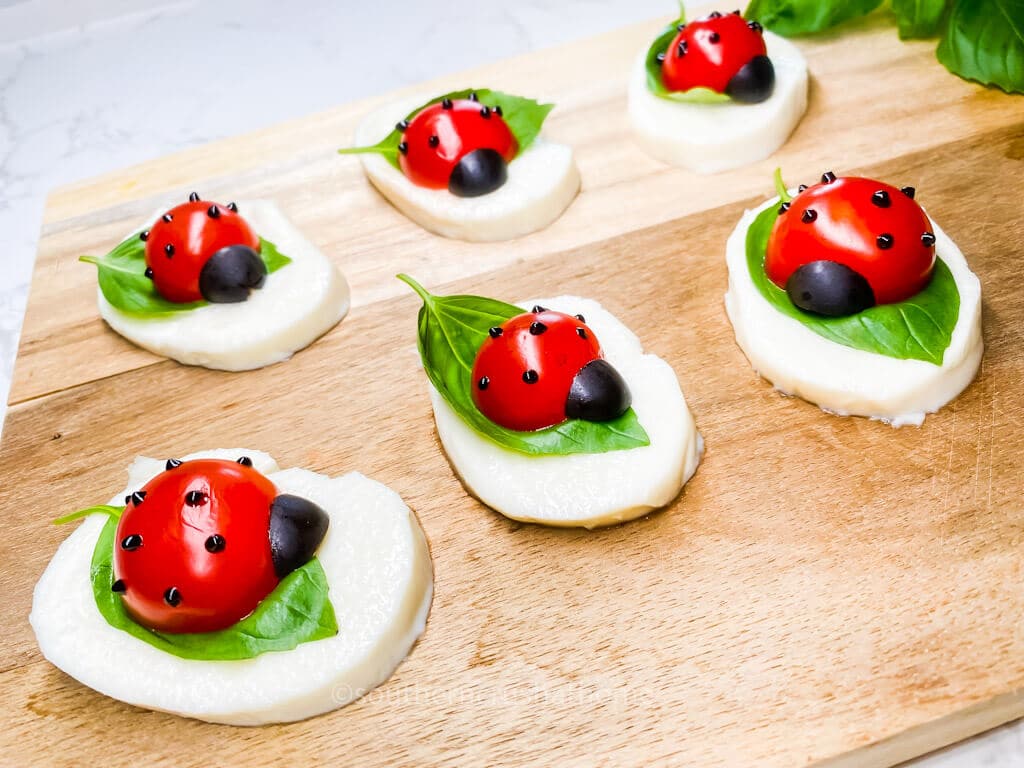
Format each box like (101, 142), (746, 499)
(2, 7), (1022, 767)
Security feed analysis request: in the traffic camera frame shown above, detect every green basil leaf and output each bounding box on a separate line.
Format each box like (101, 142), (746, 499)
(892, 0), (948, 38)
(745, 201), (959, 365)
(398, 274), (650, 457)
(55, 505), (122, 525)
(643, 13), (734, 104)
(80, 236), (292, 318)
(338, 89), (555, 169)
(90, 516), (337, 660)
(744, 0), (883, 35)
(937, 0), (1024, 93)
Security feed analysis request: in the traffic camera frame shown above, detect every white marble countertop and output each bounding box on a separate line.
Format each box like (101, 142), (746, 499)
(0, 0), (1020, 763)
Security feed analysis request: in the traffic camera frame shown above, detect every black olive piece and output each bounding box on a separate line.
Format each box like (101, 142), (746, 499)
(488, 326), (503, 338)
(921, 232), (936, 246)
(900, 186), (916, 199)
(798, 184), (808, 192)
(227, 202), (239, 212)
(565, 359), (632, 423)
(575, 314), (586, 322)
(185, 490), (207, 506)
(111, 579), (127, 593)
(398, 141), (409, 155)
(162, 213), (173, 223)
(144, 267), (153, 279)
(396, 119), (410, 131)
(164, 243), (175, 257)
(478, 376), (490, 390)
(709, 31), (720, 43)
(448, 148), (508, 198)
(876, 233), (895, 249)
(166, 458), (182, 470)
(468, 91), (479, 101)
(269, 494), (330, 578)
(139, 230), (150, 242)
(733, 9), (741, 15)
(480, 106), (491, 118)
(748, 20), (763, 32)
(708, 10), (722, 17)
(198, 244), (267, 303)
(779, 202), (791, 215)
(494, 105), (503, 116)
(786, 260), (875, 317)
(656, 52), (666, 64)
(164, 587), (182, 607)
(205, 534), (226, 553)
(522, 369), (539, 384)
(677, 22), (686, 31)
(725, 55), (775, 103)
(207, 204), (221, 218)
(121, 534), (143, 551)
(677, 40), (688, 56)
(802, 208), (817, 223)
(441, 98), (453, 109)
(576, 327), (588, 339)
(129, 491), (147, 506)
(428, 135), (440, 147)
(529, 321), (547, 335)
(532, 305), (547, 313)
(821, 171), (837, 184)
(237, 456), (253, 466)
(871, 190), (891, 208)
(189, 191), (200, 202)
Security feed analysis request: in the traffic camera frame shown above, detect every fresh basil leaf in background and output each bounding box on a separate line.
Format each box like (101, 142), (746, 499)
(643, 12), (733, 104)
(744, 0), (883, 35)
(91, 516), (337, 661)
(80, 236), (291, 318)
(892, 0), (948, 38)
(745, 202), (959, 365)
(338, 89), (555, 170)
(937, 0), (1024, 93)
(397, 274), (650, 456)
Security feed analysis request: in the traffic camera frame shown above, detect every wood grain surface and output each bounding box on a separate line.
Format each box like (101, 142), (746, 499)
(2, 7), (1023, 767)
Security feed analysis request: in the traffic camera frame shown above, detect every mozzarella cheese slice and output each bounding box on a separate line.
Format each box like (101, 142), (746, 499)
(351, 96), (580, 241)
(97, 201), (350, 371)
(627, 31), (808, 173)
(724, 195), (984, 426)
(31, 449), (433, 726)
(429, 296), (703, 529)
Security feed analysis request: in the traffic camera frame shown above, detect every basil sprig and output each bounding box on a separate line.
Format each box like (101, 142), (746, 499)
(84, 513), (337, 661)
(398, 274), (650, 456)
(745, 195), (959, 365)
(338, 89), (555, 169)
(744, 0), (1024, 93)
(644, 10), (732, 104)
(79, 235), (292, 318)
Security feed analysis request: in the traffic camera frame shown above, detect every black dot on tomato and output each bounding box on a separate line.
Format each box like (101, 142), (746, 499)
(441, 98), (453, 109)
(130, 491), (147, 506)
(523, 370), (539, 384)
(237, 456), (253, 466)
(478, 376), (490, 390)
(494, 105), (503, 116)
(185, 491), (207, 506)
(207, 204), (220, 219)
(677, 22), (686, 31)
(677, 40), (688, 56)
(656, 52), (666, 64)
(227, 202), (239, 212)
(577, 327), (588, 339)
(468, 92), (479, 102)
(922, 232), (936, 246)
(821, 171), (837, 184)
(575, 313), (586, 322)
(121, 534), (142, 551)
(480, 106), (491, 119)
(188, 191), (200, 202)
(164, 243), (175, 258)
(488, 326), (503, 338)
(398, 141), (409, 155)
(529, 321), (547, 335)
(139, 230), (150, 242)
(144, 267), (153, 279)
(802, 209), (817, 223)
(205, 534), (226, 553)
(797, 184), (808, 192)
(396, 119), (410, 132)
(709, 31), (720, 42)
(532, 305), (547, 313)
(748, 20), (763, 32)
(900, 186), (916, 199)
(778, 202), (791, 215)
(877, 233), (895, 249)
(162, 213), (173, 223)
(165, 458), (182, 470)
(428, 135), (439, 147)
(164, 587), (182, 607)
(871, 190), (891, 208)
(708, 10), (722, 17)
(111, 579), (127, 593)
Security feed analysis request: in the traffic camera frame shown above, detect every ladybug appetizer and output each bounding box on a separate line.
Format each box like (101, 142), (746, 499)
(80, 196), (349, 371)
(399, 275), (702, 529)
(31, 449), (433, 725)
(340, 88), (580, 241)
(628, 8), (808, 173)
(724, 170), (983, 426)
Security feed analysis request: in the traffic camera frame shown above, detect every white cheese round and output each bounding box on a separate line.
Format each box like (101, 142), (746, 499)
(97, 201), (350, 371)
(30, 449), (433, 726)
(627, 31), (808, 174)
(429, 297), (703, 529)
(724, 195), (983, 426)
(351, 95), (580, 241)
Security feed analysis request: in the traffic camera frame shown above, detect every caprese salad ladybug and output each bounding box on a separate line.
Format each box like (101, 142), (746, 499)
(113, 456), (328, 634)
(395, 93), (518, 197)
(140, 192), (267, 303)
(472, 307), (631, 432)
(766, 172), (936, 316)
(657, 10), (774, 103)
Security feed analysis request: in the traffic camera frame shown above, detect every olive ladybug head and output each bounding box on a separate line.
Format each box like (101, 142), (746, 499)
(199, 244), (267, 303)
(725, 54), (775, 104)
(786, 260), (876, 317)
(448, 148), (508, 198)
(565, 359), (632, 423)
